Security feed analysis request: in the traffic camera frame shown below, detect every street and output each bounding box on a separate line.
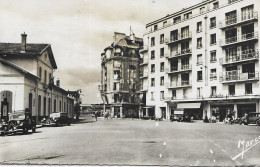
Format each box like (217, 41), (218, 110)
(0, 115), (260, 166)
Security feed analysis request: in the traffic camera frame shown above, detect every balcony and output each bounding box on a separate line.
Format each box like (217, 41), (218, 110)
(219, 32), (258, 47)
(219, 11), (258, 29)
(140, 72), (148, 79)
(140, 45), (148, 54)
(221, 49), (259, 65)
(168, 48), (192, 59)
(113, 75), (121, 80)
(140, 85), (148, 92)
(166, 80), (192, 89)
(140, 58), (148, 66)
(166, 64), (192, 74)
(219, 71), (259, 83)
(165, 32), (192, 45)
(113, 64), (121, 69)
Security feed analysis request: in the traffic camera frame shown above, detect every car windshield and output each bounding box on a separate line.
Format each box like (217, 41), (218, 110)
(9, 111), (25, 120)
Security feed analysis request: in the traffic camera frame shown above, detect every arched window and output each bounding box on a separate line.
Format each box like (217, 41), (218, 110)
(39, 67), (42, 80)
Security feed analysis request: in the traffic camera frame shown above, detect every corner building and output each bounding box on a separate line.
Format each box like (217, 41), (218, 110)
(100, 32), (143, 118)
(142, 0), (260, 121)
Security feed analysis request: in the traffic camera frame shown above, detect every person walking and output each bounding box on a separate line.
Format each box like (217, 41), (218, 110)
(94, 111), (98, 121)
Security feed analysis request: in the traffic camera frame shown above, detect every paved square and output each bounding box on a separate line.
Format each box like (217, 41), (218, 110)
(1, 116), (260, 166)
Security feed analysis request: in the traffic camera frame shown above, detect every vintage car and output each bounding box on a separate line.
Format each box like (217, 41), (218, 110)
(170, 110), (191, 122)
(240, 112), (260, 126)
(41, 112), (71, 126)
(8, 110), (36, 134)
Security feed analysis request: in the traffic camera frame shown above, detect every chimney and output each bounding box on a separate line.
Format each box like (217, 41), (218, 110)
(56, 78), (60, 87)
(21, 32), (27, 53)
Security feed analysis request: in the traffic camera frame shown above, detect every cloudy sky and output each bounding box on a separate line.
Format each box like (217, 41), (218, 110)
(0, 0), (201, 104)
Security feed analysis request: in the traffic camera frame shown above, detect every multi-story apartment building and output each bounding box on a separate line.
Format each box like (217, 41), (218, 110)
(141, 0), (260, 121)
(99, 32), (143, 118)
(0, 33), (75, 121)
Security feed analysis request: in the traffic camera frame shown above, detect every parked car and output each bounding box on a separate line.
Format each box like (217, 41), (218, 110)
(41, 112), (71, 126)
(240, 112), (260, 126)
(8, 110), (36, 134)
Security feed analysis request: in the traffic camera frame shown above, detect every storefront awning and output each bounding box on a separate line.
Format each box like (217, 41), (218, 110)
(177, 103), (201, 109)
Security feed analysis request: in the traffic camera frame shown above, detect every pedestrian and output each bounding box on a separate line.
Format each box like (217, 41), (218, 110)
(94, 111), (98, 121)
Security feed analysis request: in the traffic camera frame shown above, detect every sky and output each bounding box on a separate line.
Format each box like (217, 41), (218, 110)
(0, 0), (201, 104)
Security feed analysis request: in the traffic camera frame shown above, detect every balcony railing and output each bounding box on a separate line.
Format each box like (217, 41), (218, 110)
(140, 58), (148, 65)
(168, 64), (192, 73)
(210, 73), (217, 80)
(140, 72), (148, 78)
(140, 45), (148, 54)
(220, 72), (259, 83)
(222, 49), (259, 65)
(219, 11), (258, 29)
(140, 85), (148, 92)
(113, 75), (121, 80)
(219, 32), (258, 46)
(167, 80), (192, 88)
(165, 32), (192, 44)
(169, 48), (192, 59)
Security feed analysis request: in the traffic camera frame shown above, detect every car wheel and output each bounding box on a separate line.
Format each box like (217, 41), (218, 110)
(257, 120), (260, 126)
(67, 122), (71, 126)
(32, 126), (36, 133)
(56, 122), (60, 127)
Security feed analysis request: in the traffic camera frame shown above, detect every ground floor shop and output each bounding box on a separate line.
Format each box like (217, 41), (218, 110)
(205, 99), (260, 122)
(104, 104), (140, 118)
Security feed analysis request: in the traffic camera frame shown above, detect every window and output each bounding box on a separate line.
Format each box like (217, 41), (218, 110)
(210, 17), (216, 28)
(154, 25), (158, 31)
(213, 2), (219, 9)
(151, 78), (155, 86)
(197, 71), (203, 81)
(172, 90), (176, 99)
(43, 97), (46, 116)
(197, 54), (203, 65)
(160, 76), (164, 86)
(151, 92), (154, 100)
(183, 89), (187, 98)
(44, 70), (47, 83)
(151, 64), (155, 73)
(200, 7), (205, 14)
(210, 69), (217, 80)
(184, 12), (192, 20)
(210, 50), (217, 62)
(226, 11), (237, 25)
(39, 67), (42, 80)
(49, 73), (52, 84)
(160, 91), (165, 100)
(197, 21), (202, 33)
(197, 38), (202, 49)
(151, 37), (155, 47)
(160, 34), (164, 44)
(245, 83), (252, 94)
(151, 50), (155, 59)
(211, 86), (217, 96)
(171, 30), (178, 41)
(181, 26), (189, 39)
(160, 62), (164, 72)
(160, 48), (164, 57)
(38, 95), (41, 116)
(173, 16), (181, 24)
(197, 87), (201, 98)
(48, 98), (51, 115)
(241, 5), (254, 21)
(229, 85), (235, 95)
(210, 34), (216, 45)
